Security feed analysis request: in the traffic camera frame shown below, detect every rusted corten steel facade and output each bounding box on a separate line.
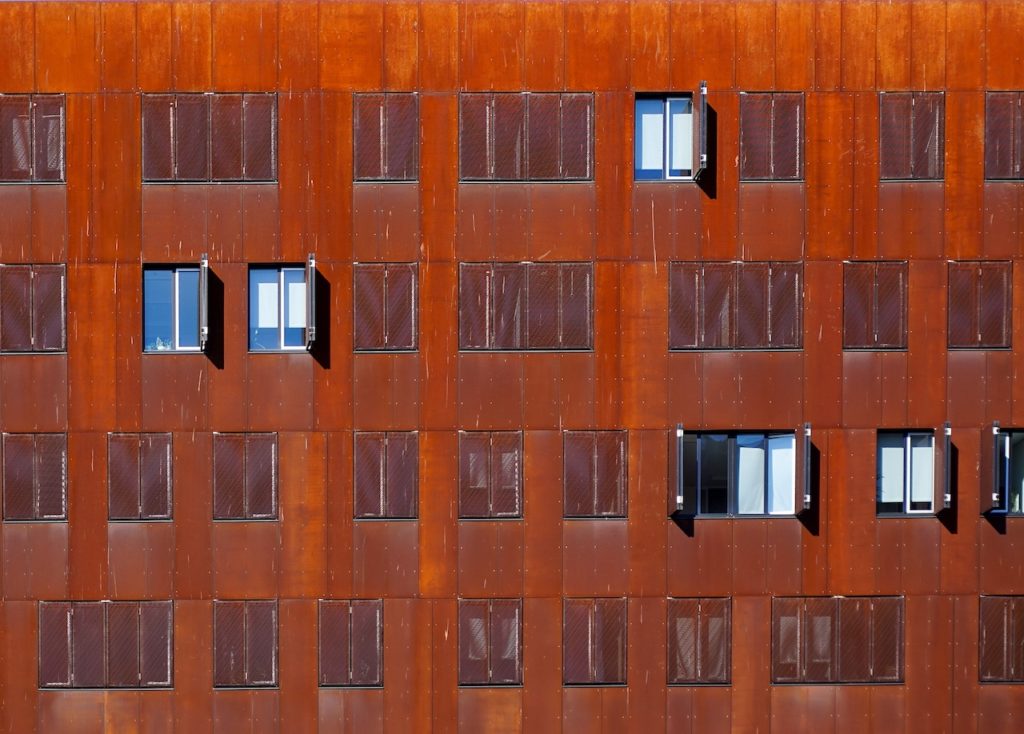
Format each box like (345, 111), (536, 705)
(1, 0), (1024, 731)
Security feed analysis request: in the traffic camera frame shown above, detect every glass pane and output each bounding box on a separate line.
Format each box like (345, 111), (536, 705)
(634, 98), (665, 179)
(249, 269), (280, 350)
(177, 269), (199, 349)
(668, 98), (693, 177)
(909, 433), (934, 510)
(143, 269), (174, 351)
(699, 435), (729, 514)
(735, 434), (765, 515)
(766, 434), (796, 515)
(877, 434), (906, 512)
(1010, 433), (1024, 513)
(283, 268), (306, 347)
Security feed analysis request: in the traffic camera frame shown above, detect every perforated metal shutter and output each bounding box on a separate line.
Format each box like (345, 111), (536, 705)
(384, 432), (418, 518)
(384, 264), (417, 350)
(739, 93), (772, 180)
(880, 93), (913, 180)
(242, 94), (276, 181)
(141, 95), (174, 180)
(385, 94), (418, 181)
(353, 264), (387, 351)
(353, 95), (385, 180)
(211, 94), (243, 180)
(174, 95), (211, 181)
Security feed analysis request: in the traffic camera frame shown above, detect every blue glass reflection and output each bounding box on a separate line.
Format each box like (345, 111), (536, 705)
(143, 269), (173, 351)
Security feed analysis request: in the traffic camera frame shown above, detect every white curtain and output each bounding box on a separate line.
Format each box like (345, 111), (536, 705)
(909, 433), (933, 507)
(767, 434), (795, 515)
(877, 433), (905, 504)
(736, 434), (765, 514)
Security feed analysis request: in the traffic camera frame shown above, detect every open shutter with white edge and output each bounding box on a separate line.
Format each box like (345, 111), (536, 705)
(305, 253), (316, 349)
(675, 424), (697, 515)
(981, 422), (1001, 514)
(936, 422), (951, 511)
(797, 423), (812, 513)
(694, 81), (708, 180)
(199, 253), (209, 351)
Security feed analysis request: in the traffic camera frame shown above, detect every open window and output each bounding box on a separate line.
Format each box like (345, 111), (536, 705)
(984, 422), (1024, 514)
(248, 255), (316, 352)
(143, 256), (209, 353)
(876, 430), (949, 515)
(635, 82), (707, 181)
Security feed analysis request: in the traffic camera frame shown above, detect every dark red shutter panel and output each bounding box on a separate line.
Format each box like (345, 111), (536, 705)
(139, 602), (172, 686)
(979, 597), (1009, 681)
(802, 597), (836, 682)
(837, 597), (871, 682)
(740, 94), (772, 179)
(559, 263), (592, 349)
(106, 602), (140, 688)
(874, 262), (907, 348)
(459, 264), (490, 349)
(354, 433), (385, 518)
(735, 263), (769, 348)
(242, 94), (275, 181)
(594, 432), (626, 516)
(32, 95), (64, 181)
(174, 95), (211, 181)
(108, 434), (141, 520)
(141, 95), (174, 180)
(978, 262), (1011, 348)
(38, 602), (72, 687)
(769, 264), (801, 348)
(562, 600), (592, 684)
(384, 264), (416, 350)
(560, 94), (593, 180)
(213, 434), (246, 520)
(490, 433), (521, 517)
(210, 94), (243, 180)
(843, 263), (875, 348)
(214, 601), (246, 687)
(460, 94), (491, 179)
(353, 265), (387, 350)
(3, 433), (34, 519)
(771, 94), (803, 180)
(245, 601), (277, 685)
(318, 601), (350, 686)
(492, 264), (526, 349)
(35, 434), (67, 520)
(667, 599), (698, 683)
(701, 264), (735, 348)
(699, 598), (731, 683)
(32, 265), (66, 351)
(526, 263), (559, 349)
(489, 600), (522, 684)
(563, 432), (595, 516)
(986, 93), (1017, 179)
(911, 93), (944, 180)
(526, 94), (560, 180)
(771, 597), (802, 682)
(385, 432), (418, 518)
(871, 597), (903, 682)
(594, 599), (626, 684)
(385, 94), (418, 180)
(880, 93), (913, 180)
(459, 601), (490, 685)
(1, 265), (32, 352)
(493, 94), (526, 180)
(140, 433), (172, 519)
(350, 600), (382, 686)
(72, 602), (106, 688)
(669, 263), (700, 349)
(1012, 598), (1024, 680)
(353, 95), (384, 180)
(947, 262), (977, 348)
(459, 432), (490, 518)
(245, 434), (276, 519)
(0, 96), (31, 180)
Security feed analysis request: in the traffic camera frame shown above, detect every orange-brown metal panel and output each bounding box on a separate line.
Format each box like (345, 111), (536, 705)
(947, 0), (985, 90)
(735, 0), (775, 91)
(107, 523), (175, 600)
(986, 0), (1024, 91)
(171, 1), (212, 92)
(211, 2), (278, 92)
(99, 3), (137, 92)
(841, 0), (877, 91)
(320, 2), (384, 92)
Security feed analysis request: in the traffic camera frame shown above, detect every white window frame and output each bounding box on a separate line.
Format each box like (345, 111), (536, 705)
(144, 266), (201, 353)
(635, 96), (695, 181)
(693, 432), (796, 517)
(249, 266), (307, 352)
(877, 431), (934, 515)
(995, 429), (1024, 514)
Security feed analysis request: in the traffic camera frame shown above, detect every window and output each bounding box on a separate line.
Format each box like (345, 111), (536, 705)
(212, 433), (277, 520)
(675, 432), (796, 516)
(318, 599), (383, 687)
(772, 596), (903, 684)
(876, 431), (935, 514)
(669, 261), (802, 349)
(460, 93), (593, 181)
(459, 599), (522, 686)
(979, 596), (1024, 682)
(879, 92), (944, 180)
(3, 433), (66, 521)
(0, 264), (66, 352)
(667, 598), (731, 685)
(353, 94), (418, 181)
(0, 94), (64, 182)
(563, 598), (626, 685)
(352, 263), (417, 351)
(563, 431), (627, 518)
(989, 425), (1024, 514)
(353, 432), (418, 519)
(248, 257), (316, 351)
(108, 433), (172, 520)
(739, 92), (803, 180)
(213, 600), (277, 687)
(459, 432), (522, 519)
(38, 601), (172, 688)
(948, 261), (1011, 349)
(142, 93), (276, 182)
(986, 92), (1024, 180)
(635, 85), (708, 180)
(843, 261), (908, 349)
(459, 262), (592, 351)
(143, 258), (208, 352)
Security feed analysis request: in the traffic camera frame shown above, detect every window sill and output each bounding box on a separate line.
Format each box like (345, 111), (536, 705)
(108, 518), (173, 524)
(879, 178), (943, 183)
(563, 682), (627, 688)
(0, 350), (67, 356)
(213, 684), (279, 690)
(354, 178), (418, 185)
(739, 178), (805, 184)
(3, 518), (67, 524)
(143, 349), (203, 356)
(634, 178), (698, 184)
(947, 346), (1011, 352)
(459, 515), (523, 522)
(842, 347), (908, 352)
(39, 685), (174, 691)
(668, 681), (731, 687)
(212, 517), (279, 523)
(675, 514), (797, 520)
(248, 348), (310, 354)
(0, 180), (66, 186)
(319, 683), (385, 689)
(771, 680), (904, 686)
